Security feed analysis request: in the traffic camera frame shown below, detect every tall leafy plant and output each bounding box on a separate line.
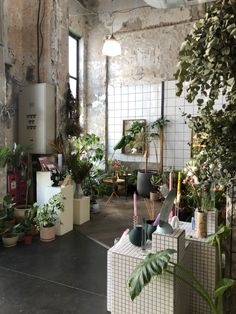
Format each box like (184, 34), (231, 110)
(175, 0), (236, 179)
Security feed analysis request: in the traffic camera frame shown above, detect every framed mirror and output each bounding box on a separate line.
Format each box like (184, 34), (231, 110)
(122, 119), (146, 155)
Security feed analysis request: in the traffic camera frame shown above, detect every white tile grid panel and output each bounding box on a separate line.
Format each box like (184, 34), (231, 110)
(174, 243), (192, 314)
(111, 252), (175, 314)
(107, 250), (112, 312)
(190, 241), (217, 314)
(151, 229), (186, 263)
(108, 81), (224, 169)
(108, 83), (163, 163)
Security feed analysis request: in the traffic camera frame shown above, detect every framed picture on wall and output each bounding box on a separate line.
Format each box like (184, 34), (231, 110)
(122, 119), (146, 155)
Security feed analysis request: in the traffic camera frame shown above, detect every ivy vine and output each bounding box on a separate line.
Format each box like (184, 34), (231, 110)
(175, 0), (236, 179)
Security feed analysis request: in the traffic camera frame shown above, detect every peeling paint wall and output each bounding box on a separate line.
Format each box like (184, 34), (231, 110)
(85, 0), (205, 152)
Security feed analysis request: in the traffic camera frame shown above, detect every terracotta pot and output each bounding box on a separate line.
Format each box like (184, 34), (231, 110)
(24, 235), (33, 245)
(195, 210), (208, 238)
(40, 225), (56, 242)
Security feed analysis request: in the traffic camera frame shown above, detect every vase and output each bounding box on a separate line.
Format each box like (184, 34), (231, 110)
(195, 210), (207, 238)
(146, 220), (157, 240)
(129, 225), (143, 247)
(74, 183), (84, 199)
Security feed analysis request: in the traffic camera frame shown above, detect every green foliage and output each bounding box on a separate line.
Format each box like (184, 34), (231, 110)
(2, 195), (16, 220)
(0, 144), (26, 172)
(67, 133), (104, 184)
(113, 121), (146, 151)
(128, 249), (176, 301)
(175, 0), (236, 179)
(34, 193), (65, 228)
(150, 117), (170, 137)
(150, 174), (162, 190)
(128, 226), (234, 313)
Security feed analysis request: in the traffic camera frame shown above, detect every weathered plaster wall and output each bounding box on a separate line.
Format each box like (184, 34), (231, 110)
(84, 0), (205, 163)
(69, 0), (89, 130)
(6, 0), (70, 135)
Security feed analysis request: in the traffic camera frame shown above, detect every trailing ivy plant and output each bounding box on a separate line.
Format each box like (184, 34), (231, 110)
(175, 0), (236, 179)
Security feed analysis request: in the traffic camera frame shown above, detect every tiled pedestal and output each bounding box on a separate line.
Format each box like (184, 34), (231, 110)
(107, 222), (217, 314)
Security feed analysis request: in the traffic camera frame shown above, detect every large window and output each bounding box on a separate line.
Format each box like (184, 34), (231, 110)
(68, 32), (80, 100)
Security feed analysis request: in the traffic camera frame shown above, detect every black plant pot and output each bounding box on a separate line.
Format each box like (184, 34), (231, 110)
(137, 170), (157, 198)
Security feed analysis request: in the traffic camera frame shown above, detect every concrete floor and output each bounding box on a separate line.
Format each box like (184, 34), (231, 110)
(0, 195), (161, 314)
(77, 195), (162, 248)
(0, 231), (108, 314)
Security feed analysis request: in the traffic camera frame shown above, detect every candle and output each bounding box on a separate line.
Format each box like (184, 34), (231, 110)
(57, 153), (63, 171)
(169, 171), (173, 191)
(133, 192), (137, 216)
(177, 171), (181, 194)
(153, 213), (160, 226)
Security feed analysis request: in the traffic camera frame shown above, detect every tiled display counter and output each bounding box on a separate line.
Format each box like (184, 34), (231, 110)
(107, 221), (217, 314)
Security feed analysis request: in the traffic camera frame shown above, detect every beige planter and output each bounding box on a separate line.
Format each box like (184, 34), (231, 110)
(14, 205), (31, 222)
(2, 233), (19, 247)
(40, 225), (56, 242)
(150, 192), (158, 201)
(195, 210), (208, 238)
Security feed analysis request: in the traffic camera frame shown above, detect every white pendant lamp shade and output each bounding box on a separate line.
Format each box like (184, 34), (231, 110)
(102, 34), (121, 57)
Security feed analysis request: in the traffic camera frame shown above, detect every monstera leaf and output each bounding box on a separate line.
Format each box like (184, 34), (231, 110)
(128, 249), (176, 301)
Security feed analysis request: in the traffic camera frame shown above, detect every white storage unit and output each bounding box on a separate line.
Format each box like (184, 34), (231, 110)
(18, 83), (55, 154)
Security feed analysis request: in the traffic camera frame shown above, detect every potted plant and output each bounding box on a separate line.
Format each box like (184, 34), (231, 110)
(150, 174), (162, 201)
(2, 230), (19, 247)
(2, 195), (15, 224)
(23, 206), (37, 245)
(0, 143), (32, 219)
(128, 225), (234, 314)
(114, 118), (169, 197)
(34, 192), (65, 242)
(67, 133), (104, 198)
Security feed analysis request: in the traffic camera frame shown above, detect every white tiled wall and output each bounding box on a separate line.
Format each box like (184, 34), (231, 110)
(108, 81), (224, 170)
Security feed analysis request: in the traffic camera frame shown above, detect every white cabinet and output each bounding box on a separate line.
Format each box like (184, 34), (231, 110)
(18, 83), (55, 154)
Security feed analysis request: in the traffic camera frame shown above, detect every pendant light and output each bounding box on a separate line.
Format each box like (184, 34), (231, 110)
(102, 34), (121, 57)
(102, 13), (121, 57)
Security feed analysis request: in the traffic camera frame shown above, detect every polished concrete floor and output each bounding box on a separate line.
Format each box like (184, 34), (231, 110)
(77, 195), (162, 247)
(0, 231), (108, 314)
(0, 195), (160, 314)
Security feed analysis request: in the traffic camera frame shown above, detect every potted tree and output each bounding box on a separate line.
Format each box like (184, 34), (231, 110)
(114, 117), (169, 197)
(34, 192), (65, 242)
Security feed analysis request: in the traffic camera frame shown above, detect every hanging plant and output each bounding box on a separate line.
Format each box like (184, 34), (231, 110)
(175, 0), (236, 179)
